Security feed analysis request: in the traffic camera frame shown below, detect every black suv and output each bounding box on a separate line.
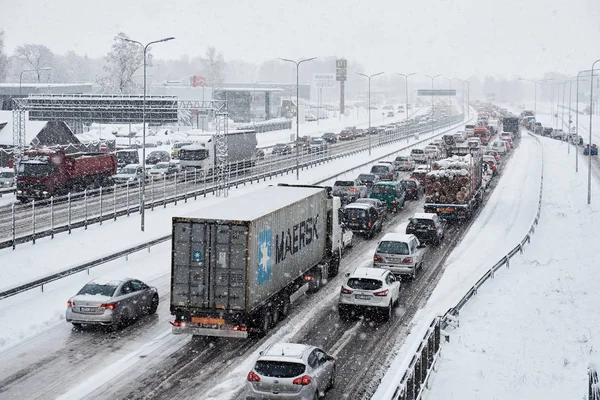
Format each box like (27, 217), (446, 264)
(405, 213), (445, 245)
(342, 203), (383, 239)
(146, 150), (171, 165)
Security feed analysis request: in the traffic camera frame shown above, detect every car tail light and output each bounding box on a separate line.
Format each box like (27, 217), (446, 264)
(247, 371), (261, 382)
(406, 224), (413, 229)
(233, 325), (248, 331)
(429, 225), (437, 230)
(67, 300), (73, 307)
(100, 303), (116, 310)
(368, 221), (372, 228)
(293, 375), (312, 385)
(349, 187), (357, 192)
(402, 257), (413, 264)
(374, 255), (383, 262)
(341, 286), (353, 295)
(373, 289), (389, 297)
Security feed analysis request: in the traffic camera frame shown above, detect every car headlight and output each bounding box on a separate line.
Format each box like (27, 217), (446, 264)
(42, 191), (48, 195)
(17, 190), (22, 194)
(129, 177), (135, 181)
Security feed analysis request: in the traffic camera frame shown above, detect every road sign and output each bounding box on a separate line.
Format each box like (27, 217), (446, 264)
(417, 89), (456, 96)
(314, 73), (336, 88)
(336, 58), (347, 82)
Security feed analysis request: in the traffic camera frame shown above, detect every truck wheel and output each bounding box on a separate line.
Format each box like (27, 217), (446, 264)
(329, 257), (340, 278)
(259, 309), (271, 337)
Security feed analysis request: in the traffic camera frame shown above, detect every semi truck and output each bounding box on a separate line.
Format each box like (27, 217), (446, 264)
(16, 147), (117, 202)
(423, 152), (483, 220)
(170, 183), (344, 338)
(178, 129), (258, 176)
(502, 116), (520, 135)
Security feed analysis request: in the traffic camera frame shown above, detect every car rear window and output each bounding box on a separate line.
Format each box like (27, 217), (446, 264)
(347, 278), (383, 290)
(410, 218), (434, 227)
(401, 181), (417, 188)
(254, 361), (306, 378)
(335, 181), (354, 186)
(370, 165), (389, 173)
(411, 149), (424, 154)
(395, 156), (409, 162)
(377, 241), (409, 255)
(77, 283), (118, 297)
(372, 185), (396, 194)
(345, 208), (367, 219)
(358, 174), (375, 181)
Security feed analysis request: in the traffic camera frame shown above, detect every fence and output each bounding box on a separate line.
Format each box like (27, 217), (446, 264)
(237, 119), (292, 133)
(0, 115), (472, 301)
(376, 130), (544, 400)
(0, 114), (467, 250)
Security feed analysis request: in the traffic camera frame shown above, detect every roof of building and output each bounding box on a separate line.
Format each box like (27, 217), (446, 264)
(0, 111), (48, 146)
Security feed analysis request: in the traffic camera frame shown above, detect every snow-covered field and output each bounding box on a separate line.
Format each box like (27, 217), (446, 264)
(418, 135), (598, 399)
(374, 132), (544, 399)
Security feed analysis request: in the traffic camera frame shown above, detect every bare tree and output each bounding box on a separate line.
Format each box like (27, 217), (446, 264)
(98, 33), (151, 94)
(202, 47), (225, 88)
(0, 30), (8, 82)
(14, 44), (54, 81)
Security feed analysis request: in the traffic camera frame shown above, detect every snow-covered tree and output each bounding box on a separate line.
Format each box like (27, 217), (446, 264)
(202, 47), (225, 88)
(14, 43), (54, 81)
(0, 30), (8, 82)
(98, 33), (151, 94)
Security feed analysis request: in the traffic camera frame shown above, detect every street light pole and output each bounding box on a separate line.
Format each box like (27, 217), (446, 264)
(279, 57), (317, 180)
(425, 74), (442, 134)
(117, 35), (175, 232)
(588, 59), (600, 204)
(396, 73), (416, 121)
(576, 70), (596, 173)
(357, 72), (384, 156)
(518, 78), (553, 129)
(19, 67), (51, 95)
(461, 80), (471, 118)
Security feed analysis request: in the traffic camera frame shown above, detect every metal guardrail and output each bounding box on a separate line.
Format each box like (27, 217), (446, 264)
(0, 115), (470, 301)
(381, 130), (544, 400)
(238, 119), (292, 133)
(590, 367), (600, 400)
(1, 115), (464, 250)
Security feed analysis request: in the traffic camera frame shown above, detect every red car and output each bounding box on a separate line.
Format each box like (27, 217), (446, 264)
(338, 130), (355, 141)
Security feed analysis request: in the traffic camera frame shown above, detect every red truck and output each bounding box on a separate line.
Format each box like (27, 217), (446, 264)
(16, 147), (117, 202)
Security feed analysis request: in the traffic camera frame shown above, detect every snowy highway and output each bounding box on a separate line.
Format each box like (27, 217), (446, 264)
(0, 114), (537, 400)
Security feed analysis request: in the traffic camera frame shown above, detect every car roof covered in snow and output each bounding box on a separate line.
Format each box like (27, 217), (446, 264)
(411, 213), (436, 220)
(350, 267), (387, 279)
(260, 343), (313, 361)
(379, 232), (415, 243)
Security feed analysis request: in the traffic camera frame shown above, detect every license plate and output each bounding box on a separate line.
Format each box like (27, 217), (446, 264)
(417, 228), (428, 232)
(437, 207), (455, 213)
(80, 307), (96, 312)
(191, 317), (225, 325)
(355, 295), (371, 300)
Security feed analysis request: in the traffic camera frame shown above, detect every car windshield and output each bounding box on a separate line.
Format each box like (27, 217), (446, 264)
(396, 157), (409, 162)
(254, 361), (306, 378)
(18, 162), (55, 177)
(345, 208), (367, 219)
(335, 181), (354, 186)
(411, 149), (424, 154)
(377, 241), (409, 255)
(347, 278), (383, 290)
(372, 185), (396, 194)
(179, 148), (209, 161)
(77, 283), (118, 297)
(0, 172), (15, 178)
(370, 165), (389, 173)
(358, 174), (375, 181)
(119, 167), (137, 174)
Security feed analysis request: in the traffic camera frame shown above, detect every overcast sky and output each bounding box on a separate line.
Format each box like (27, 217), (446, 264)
(2, 0), (600, 79)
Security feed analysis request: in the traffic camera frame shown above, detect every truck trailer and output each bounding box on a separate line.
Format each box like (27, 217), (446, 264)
(178, 129), (258, 176)
(16, 147), (117, 202)
(170, 183), (344, 338)
(502, 117), (520, 135)
(423, 152), (483, 220)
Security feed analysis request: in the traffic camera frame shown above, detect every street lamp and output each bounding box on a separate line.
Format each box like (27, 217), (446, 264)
(20, 67), (51, 95)
(116, 35), (175, 232)
(279, 57), (317, 180)
(396, 73), (416, 121)
(425, 74), (442, 134)
(458, 79), (471, 118)
(518, 78), (552, 122)
(588, 59), (600, 204)
(576, 70), (596, 173)
(357, 72), (385, 156)
(442, 77), (459, 116)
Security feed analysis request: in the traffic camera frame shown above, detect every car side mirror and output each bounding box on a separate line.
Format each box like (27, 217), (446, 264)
(345, 272), (351, 278)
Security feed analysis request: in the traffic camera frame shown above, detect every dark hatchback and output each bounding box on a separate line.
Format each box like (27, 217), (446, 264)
(342, 203), (383, 239)
(145, 150), (170, 165)
(272, 143), (292, 155)
(322, 132), (338, 143)
(356, 173), (380, 188)
(400, 179), (424, 200)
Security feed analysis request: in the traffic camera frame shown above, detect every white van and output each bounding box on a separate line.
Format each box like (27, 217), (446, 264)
(491, 140), (508, 155)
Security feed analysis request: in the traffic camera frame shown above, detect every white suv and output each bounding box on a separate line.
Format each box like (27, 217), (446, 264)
(338, 267), (401, 321)
(410, 148), (428, 163)
(373, 233), (425, 279)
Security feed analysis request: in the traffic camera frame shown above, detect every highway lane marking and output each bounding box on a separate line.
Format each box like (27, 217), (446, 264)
(330, 320), (362, 357)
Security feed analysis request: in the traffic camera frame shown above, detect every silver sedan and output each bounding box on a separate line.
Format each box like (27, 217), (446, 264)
(66, 278), (159, 330)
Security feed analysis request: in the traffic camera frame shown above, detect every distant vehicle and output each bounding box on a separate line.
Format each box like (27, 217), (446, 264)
(171, 142), (194, 159)
(370, 181), (406, 212)
(442, 134), (456, 147)
(355, 128), (367, 137)
(473, 127), (491, 145)
(370, 163), (397, 181)
(321, 132), (338, 144)
(338, 130), (355, 141)
(394, 156), (415, 171)
(272, 143), (293, 155)
(115, 149), (140, 169)
(584, 144), (599, 156)
(295, 135), (312, 148)
(424, 145), (441, 160)
(464, 124), (476, 136)
(410, 165), (430, 185)
(484, 149), (501, 163)
(0, 169), (16, 187)
(410, 148), (428, 164)
(453, 131), (467, 143)
(356, 173), (381, 188)
(405, 213), (445, 245)
(65, 278), (159, 330)
(245, 343), (336, 400)
(338, 267), (401, 321)
(145, 150), (171, 165)
(572, 135), (584, 146)
(16, 148), (117, 202)
(332, 179), (369, 203)
(467, 137), (482, 149)
(305, 113), (318, 122)
(503, 116), (520, 134)
(400, 179), (423, 200)
(483, 155), (498, 175)
(387, 111), (395, 117)
(491, 140), (508, 155)
(113, 164), (146, 184)
(342, 202), (383, 239)
(309, 138), (328, 154)
(373, 233), (425, 279)
(148, 162), (179, 180)
(367, 127), (379, 135)
(353, 198), (388, 220)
